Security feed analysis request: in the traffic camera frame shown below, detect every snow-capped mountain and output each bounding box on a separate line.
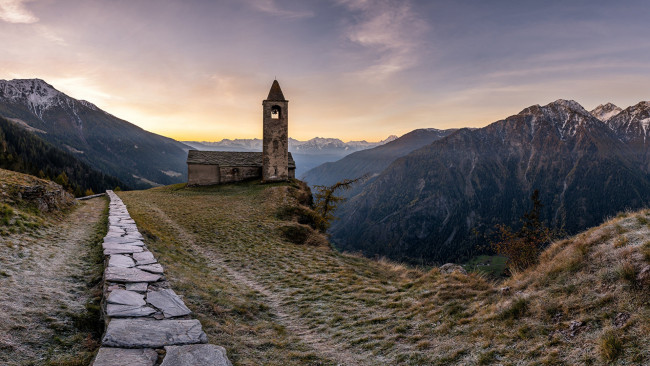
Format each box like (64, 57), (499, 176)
(590, 102), (622, 122)
(185, 136), (397, 153)
(330, 99), (650, 264)
(191, 138), (263, 151)
(514, 99), (608, 140)
(184, 135), (398, 176)
(0, 78), (189, 189)
(0, 79), (100, 132)
(607, 101), (650, 140)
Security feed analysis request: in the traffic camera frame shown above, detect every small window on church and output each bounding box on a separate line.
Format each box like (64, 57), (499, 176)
(271, 106), (281, 119)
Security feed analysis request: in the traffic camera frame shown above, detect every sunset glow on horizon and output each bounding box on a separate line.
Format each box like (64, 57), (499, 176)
(2, 0), (650, 142)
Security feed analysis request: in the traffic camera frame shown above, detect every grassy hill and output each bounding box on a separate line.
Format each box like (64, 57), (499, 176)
(0, 168), (76, 235)
(118, 181), (649, 365)
(0, 169), (106, 365)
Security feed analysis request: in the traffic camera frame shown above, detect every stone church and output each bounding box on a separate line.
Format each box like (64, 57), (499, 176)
(186, 80), (296, 185)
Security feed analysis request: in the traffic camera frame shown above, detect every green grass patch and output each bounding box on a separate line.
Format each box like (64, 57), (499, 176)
(463, 255), (507, 277)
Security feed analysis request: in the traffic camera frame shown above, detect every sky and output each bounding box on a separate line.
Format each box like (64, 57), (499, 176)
(1, 0), (649, 142)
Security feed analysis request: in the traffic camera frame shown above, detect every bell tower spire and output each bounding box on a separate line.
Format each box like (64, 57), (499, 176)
(262, 80), (289, 182)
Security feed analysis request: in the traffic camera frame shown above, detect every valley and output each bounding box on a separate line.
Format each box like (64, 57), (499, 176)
(3, 1), (649, 364)
(318, 100), (650, 265)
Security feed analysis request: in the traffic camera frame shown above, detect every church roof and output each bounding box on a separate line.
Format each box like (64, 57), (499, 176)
(187, 150), (296, 168)
(266, 80), (286, 101)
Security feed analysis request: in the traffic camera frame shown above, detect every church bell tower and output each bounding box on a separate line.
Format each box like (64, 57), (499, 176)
(262, 80), (289, 182)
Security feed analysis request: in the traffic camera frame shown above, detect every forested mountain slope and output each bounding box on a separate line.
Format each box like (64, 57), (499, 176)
(331, 100), (650, 264)
(0, 116), (124, 196)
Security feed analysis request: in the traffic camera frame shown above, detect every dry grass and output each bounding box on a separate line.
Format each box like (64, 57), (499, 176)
(0, 168), (77, 236)
(0, 195), (107, 365)
(117, 181), (649, 365)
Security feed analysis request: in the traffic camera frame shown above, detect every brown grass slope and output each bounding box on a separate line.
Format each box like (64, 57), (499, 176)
(0, 168), (76, 235)
(0, 168), (107, 365)
(118, 181), (649, 365)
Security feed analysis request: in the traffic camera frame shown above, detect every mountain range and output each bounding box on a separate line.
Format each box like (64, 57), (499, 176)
(4, 78), (649, 267)
(184, 136), (397, 176)
(301, 128), (456, 188)
(322, 99), (650, 264)
(0, 79), (190, 189)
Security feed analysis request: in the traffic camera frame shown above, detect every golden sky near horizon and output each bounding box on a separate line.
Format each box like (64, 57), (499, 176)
(1, 0), (650, 142)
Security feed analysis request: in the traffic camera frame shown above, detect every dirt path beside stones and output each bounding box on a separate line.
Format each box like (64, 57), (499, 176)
(0, 198), (106, 365)
(143, 204), (372, 366)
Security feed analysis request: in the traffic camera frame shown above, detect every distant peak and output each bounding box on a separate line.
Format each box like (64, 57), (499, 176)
(0, 78), (57, 91)
(549, 99), (588, 113)
(590, 103), (622, 122)
(0, 78), (63, 113)
(596, 102), (620, 110)
(634, 101), (650, 109)
(266, 80), (286, 101)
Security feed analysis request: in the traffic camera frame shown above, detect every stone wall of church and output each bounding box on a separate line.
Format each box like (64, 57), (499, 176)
(187, 164), (220, 186)
(219, 166), (261, 184)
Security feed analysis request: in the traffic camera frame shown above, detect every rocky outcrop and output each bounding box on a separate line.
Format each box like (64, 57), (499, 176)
(92, 190), (231, 366)
(0, 168), (75, 212)
(17, 184), (74, 212)
(439, 263), (468, 275)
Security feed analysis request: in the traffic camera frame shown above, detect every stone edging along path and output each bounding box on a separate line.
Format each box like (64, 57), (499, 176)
(92, 190), (232, 366)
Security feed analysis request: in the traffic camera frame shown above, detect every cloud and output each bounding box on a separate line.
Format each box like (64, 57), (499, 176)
(0, 0), (38, 24)
(248, 0), (314, 19)
(336, 0), (427, 78)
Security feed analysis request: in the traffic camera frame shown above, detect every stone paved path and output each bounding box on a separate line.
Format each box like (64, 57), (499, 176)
(93, 191), (231, 366)
(0, 198), (105, 365)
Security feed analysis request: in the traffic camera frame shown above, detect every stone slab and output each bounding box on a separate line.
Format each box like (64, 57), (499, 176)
(138, 263), (164, 274)
(104, 244), (145, 255)
(109, 214), (132, 219)
(104, 238), (145, 246)
(112, 226), (139, 232)
(161, 344), (232, 366)
(133, 251), (157, 265)
(126, 282), (149, 293)
(108, 219), (130, 224)
(147, 289), (191, 318)
(109, 220), (134, 226)
(92, 347), (157, 366)
(108, 254), (136, 268)
(107, 304), (157, 317)
(107, 289), (146, 306)
(105, 267), (162, 283)
(118, 226), (138, 231)
(102, 319), (208, 348)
